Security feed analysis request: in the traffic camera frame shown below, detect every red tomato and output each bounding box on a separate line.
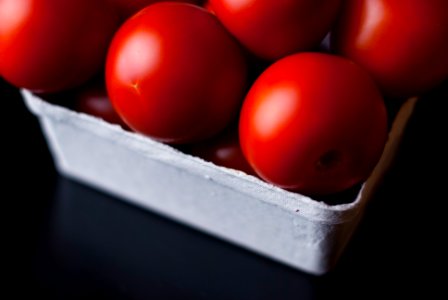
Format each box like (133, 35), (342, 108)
(0, 0), (120, 93)
(189, 126), (256, 176)
(210, 0), (341, 61)
(332, 0), (448, 98)
(106, 0), (198, 19)
(239, 53), (388, 196)
(203, 0), (215, 14)
(75, 84), (128, 129)
(106, 2), (247, 144)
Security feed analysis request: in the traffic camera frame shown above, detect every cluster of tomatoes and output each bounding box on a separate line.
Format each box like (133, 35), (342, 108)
(1, 0), (447, 196)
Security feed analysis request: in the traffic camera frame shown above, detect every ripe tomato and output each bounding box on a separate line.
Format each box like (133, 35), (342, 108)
(332, 0), (448, 98)
(106, 0), (198, 19)
(203, 0), (214, 14)
(0, 0), (120, 93)
(210, 0), (341, 61)
(189, 126), (256, 176)
(106, 2), (247, 144)
(239, 53), (388, 196)
(74, 83), (128, 129)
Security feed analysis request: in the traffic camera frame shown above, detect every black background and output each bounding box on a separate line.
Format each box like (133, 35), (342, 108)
(3, 78), (447, 299)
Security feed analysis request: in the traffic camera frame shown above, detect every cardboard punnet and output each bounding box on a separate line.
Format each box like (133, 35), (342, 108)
(21, 89), (417, 275)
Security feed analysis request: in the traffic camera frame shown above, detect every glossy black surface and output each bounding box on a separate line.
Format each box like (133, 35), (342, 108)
(4, 78), (446, 299)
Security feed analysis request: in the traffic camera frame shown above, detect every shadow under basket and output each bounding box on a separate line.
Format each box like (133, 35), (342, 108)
(22, 89), (417, 275)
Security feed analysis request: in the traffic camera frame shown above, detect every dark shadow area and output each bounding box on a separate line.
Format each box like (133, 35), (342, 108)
(31, 176), (317, 300)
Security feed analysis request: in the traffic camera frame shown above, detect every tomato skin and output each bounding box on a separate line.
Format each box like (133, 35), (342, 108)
(189, 127), (256, 176)
(203, 0), (214, 14)
(0, 0), (120, 93)
(239, 53), (388, 196)
(332, 0), (448, 98)
(106, 3), (247, 144)
(106, 0), (198, 19)
(75, 84), (128, 129)
(210, 0), (341, 61)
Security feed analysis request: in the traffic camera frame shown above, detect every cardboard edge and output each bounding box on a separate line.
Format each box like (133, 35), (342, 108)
(358, 97), (418, 208)
(21, 89), (416, 225)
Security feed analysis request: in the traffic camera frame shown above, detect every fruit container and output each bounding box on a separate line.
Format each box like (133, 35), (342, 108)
(21, 89), (417, 275)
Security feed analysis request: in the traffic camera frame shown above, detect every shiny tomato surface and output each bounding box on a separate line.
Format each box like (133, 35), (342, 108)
(332, 0), (448, 98)
(106, 3), (247, 144)
(210, 0), (341, 60)
(239, 53), (388, 196)
(0, 0), (120, 93)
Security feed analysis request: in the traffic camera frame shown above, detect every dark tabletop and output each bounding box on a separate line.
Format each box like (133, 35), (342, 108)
(3, 78), (447, 299)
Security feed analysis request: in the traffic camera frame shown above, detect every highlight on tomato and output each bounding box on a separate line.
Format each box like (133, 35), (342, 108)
(332, 0), (448, 98)
(210, 0), (342, 60)
(0, 0), (120, 93)
(106, 2), (248, 144)
(239, 52), (388, 196)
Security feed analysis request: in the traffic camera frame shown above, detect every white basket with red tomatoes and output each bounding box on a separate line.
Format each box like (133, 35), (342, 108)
(2, 0), (446, 274)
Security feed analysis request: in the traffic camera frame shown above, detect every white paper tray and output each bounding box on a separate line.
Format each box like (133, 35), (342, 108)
(22, 90), (416, 275)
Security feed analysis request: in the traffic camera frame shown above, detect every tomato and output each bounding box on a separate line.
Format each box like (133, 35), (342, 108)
(106, 2), (247, 144)
(74, 83), (128, 129)
(210, 0), (341, 61)
(332, 0), (448, 99)
(0, 0), (120, 93)
(203, 0), (214, 14)
(189, 126), (256, 176)
(239, 53), (388, 196)
(106, 0), (198, 19)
